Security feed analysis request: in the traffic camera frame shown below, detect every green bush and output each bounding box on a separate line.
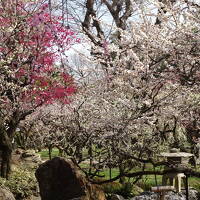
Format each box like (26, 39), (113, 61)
(0, 167), (37, 200)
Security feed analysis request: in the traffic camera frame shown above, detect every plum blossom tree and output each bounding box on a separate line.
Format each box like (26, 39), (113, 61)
(0, 0), (78, 178)
(49, 0), (200, 181)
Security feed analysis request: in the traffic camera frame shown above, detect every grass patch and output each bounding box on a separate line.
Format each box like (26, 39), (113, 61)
(99, 168), (120, 179)
(189, 177), (200, 191)
(37, 148), (60, 159)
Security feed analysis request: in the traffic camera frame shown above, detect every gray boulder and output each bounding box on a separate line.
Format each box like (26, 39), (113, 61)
(0, 187), (15, 200)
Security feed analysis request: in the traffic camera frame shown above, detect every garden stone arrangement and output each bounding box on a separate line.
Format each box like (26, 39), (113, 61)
(111, 189), (200, 200)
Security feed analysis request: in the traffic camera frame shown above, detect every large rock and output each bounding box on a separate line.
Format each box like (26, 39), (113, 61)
(35, 157), (106, 200)
(0, 187), (15, 200)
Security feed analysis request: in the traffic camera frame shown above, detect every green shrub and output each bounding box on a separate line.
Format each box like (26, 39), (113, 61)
(137, 180), (153, 191)
(0, 167), (37, 200)
(131, 184), (144, 196)
(102, 181), (140, 199)
(136, 175), (162, 191)
(102, 181), (122, 195)
(117, 182), (134, 198)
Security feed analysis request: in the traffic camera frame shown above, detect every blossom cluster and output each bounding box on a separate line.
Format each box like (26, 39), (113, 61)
(0, 0), (78, 109)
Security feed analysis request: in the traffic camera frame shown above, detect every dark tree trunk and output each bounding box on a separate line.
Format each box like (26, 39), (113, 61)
(1, 146), (12, 179)
(119, 163), (126, 184)
(0, 131), (13, 179)
(88, 141), (93, 175)
(0, 110), (32, 179)
(48, 145), (53, 160)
